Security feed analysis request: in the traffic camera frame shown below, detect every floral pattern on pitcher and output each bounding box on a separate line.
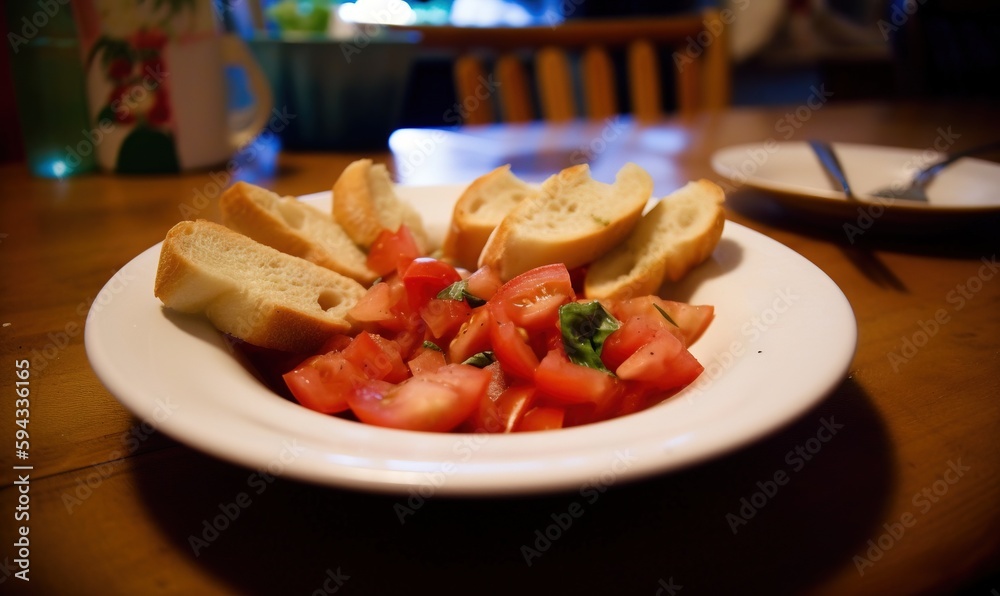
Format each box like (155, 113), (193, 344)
(73, 0), (218, 173)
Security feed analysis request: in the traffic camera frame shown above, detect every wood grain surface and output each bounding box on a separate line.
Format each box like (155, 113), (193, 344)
(0, 101), (998, 595)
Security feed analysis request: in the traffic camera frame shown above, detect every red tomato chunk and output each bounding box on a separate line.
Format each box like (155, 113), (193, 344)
(281, 255), (713, 433)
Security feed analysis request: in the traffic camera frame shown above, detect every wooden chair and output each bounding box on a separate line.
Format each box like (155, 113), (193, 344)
(397, 11), (730, 125)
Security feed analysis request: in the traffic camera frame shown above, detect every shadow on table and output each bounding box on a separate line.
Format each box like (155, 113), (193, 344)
(725, 187), (1000, 260)
(131, 376), (895, 595)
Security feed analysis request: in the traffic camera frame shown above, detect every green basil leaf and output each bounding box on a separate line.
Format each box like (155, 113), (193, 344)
(559, 301), (620, 373)
(462, 350), (495, 368)
(422, 341), (443, 352)
(437, 280), (487, 307)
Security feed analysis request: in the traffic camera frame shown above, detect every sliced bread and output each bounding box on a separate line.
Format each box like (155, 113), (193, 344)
(154, 220), (367, 352)
(584, 179), (726, 301)
(478, 162), (653, 281)
(332, 159), (429, 252)
(219, 181), (379, 285)
(441, 164), (535, 271)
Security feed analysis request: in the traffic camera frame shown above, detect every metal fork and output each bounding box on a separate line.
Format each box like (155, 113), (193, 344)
(869, 140), (1000, 202)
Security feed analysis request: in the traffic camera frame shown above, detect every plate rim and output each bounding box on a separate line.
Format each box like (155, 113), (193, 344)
(710, 141), (1000, 215)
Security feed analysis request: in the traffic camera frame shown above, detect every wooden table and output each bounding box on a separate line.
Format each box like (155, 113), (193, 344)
(1, 101), (998, 595)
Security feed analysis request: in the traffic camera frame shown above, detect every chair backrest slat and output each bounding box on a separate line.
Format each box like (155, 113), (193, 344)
(399, 10), (730, 124)
(626, 40), (662, 123)
(536, 47), (576, 122)
(454, 55), (495, 125)
(495, 53), (535, 123)
(581, 46), (618, 121)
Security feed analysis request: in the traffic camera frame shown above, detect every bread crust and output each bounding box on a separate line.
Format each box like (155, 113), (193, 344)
(154, 220), (366, 352)
(220, 181), (378, 284)
(479, 163), (653, 281)
(441, 164), (534, 271)
(584, 179), (726, 301)
(332, 159), (429, 252)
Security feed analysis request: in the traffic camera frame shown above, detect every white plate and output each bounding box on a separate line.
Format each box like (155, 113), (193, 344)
(711, 141), (1000, 222)
(85, 185), (857, 496)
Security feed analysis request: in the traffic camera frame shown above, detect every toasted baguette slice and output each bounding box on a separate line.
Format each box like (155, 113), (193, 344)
(219, 181), (378, 285)
(584, 179), (726, 301)
(479, 162), (653, 281)
(332, 159), (429, 251)
(154, 220), (366, 352)
(441, 164), (535, 271)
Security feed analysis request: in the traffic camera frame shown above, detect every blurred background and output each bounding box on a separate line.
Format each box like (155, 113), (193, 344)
(2, 0), (998, 167)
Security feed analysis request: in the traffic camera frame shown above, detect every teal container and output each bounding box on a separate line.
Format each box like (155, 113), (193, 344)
(6, 0), (96, 177)
(247, 35), (417, 150)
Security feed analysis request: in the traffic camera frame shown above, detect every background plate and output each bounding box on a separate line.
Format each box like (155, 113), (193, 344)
(711, 142), (1000, 225)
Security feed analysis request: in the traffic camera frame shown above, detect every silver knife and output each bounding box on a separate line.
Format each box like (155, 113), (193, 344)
(808, 140), (855, 200)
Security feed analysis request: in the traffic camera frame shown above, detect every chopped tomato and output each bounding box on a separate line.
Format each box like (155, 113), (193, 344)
(609, 296), (714, 346)
(653, 299), (714, 345)
(483, 361), (507, 401)
(402, 258), (462, 310)
(386, 314), (426, 360)
(316, 333), (353, 354)
(279, 260), (713, 433)
(406, 346), (447, 376)
(489, 319), (539, 380)
(347, 282), (396, 324)
(465, 266), (502, 301)
(495, 385), (535, 432)
(516, 406), (566, 432)
(488, 263), (574, 331)
(448, 306), (493, 363)
(615, 328), (704, 390)
(615, 382), (661, 418)
(421, 298), (473, 340)
(283, 353), (365, 414)
(346, 364), (490, 432)
(534, 348), (617, 406)
(348, 277), (414, 332)
(467, 382), (535, 434)
(367, 225), (422, 277)
(601, 314), (661, 372)
(342, 332), (409, 383)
